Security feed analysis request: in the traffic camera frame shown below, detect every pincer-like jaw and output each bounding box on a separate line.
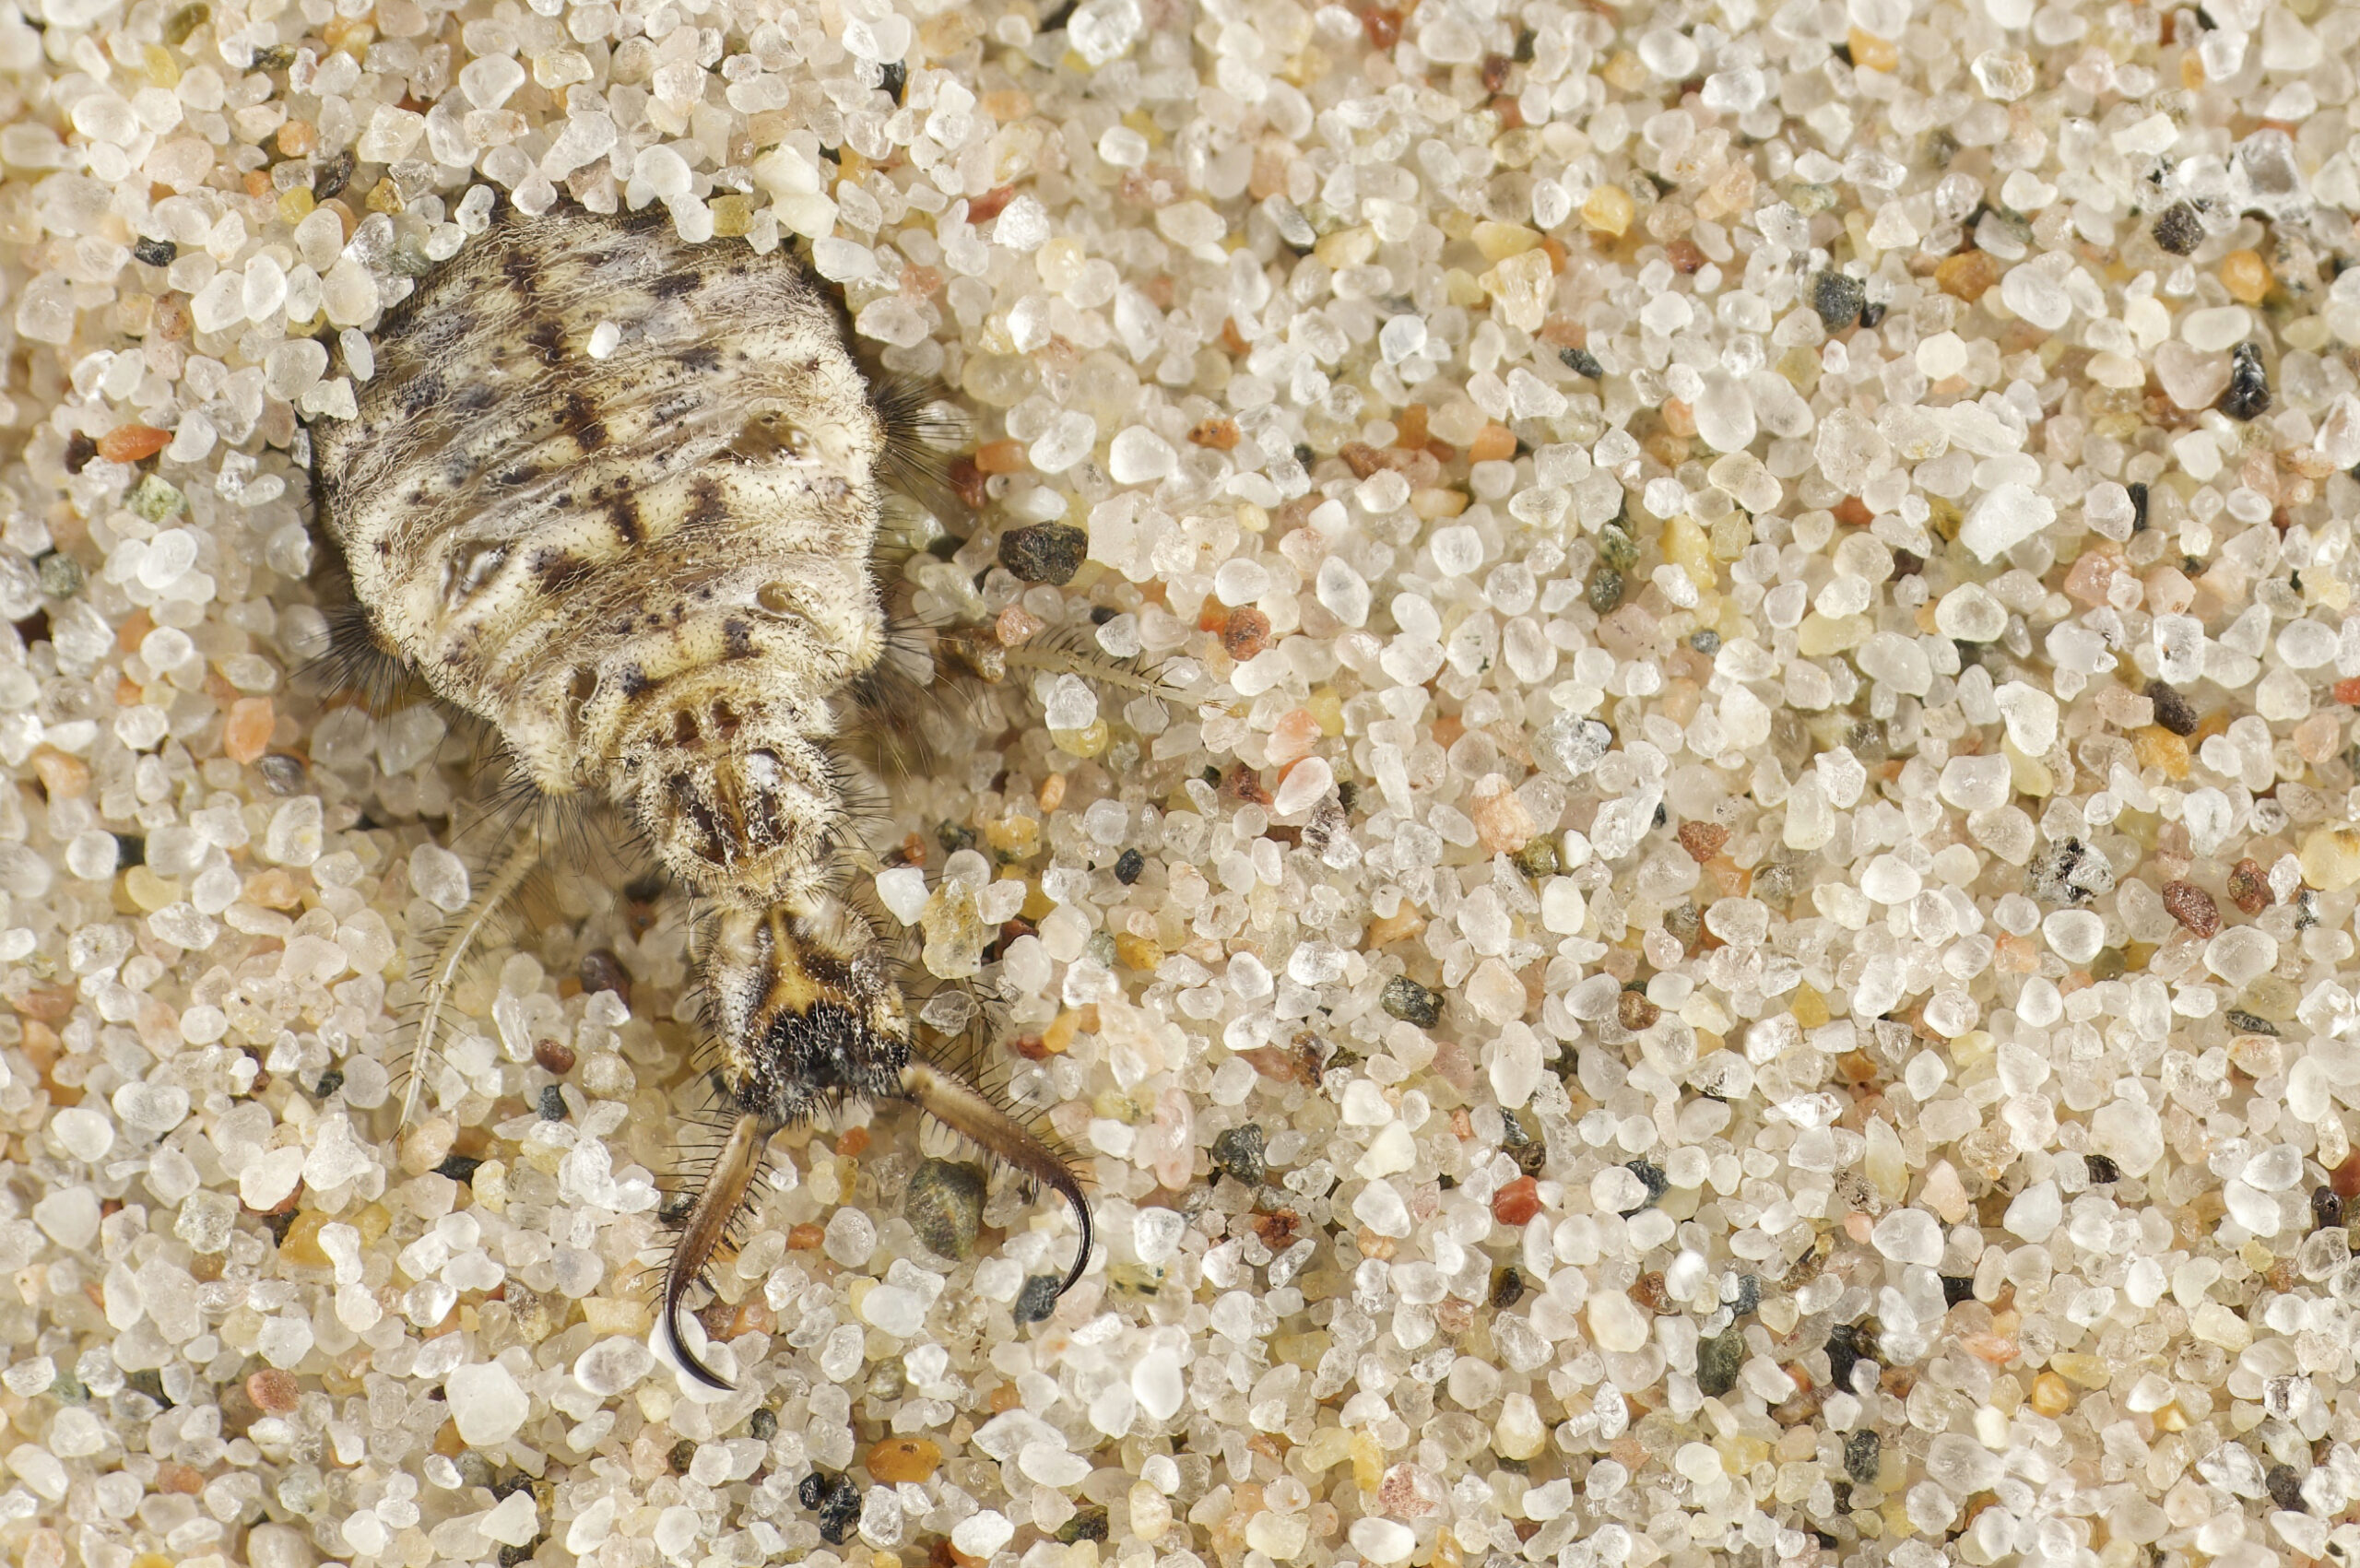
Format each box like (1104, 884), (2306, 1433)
(660, 902), (910, 1391)
(660, 902), (1095, 1390)
(898, 1061), (1093, 1297)
(659, 1111), (770, 1391)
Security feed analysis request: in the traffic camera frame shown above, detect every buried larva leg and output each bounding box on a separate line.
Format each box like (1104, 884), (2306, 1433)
(400, 835), (542, 1127)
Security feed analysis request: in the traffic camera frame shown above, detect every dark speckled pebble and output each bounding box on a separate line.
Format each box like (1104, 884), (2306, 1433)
(2220, 342), (2272, 421)
(998, 523), (1090, 584)
(814, 1473), (862, 1543)
(1621, 1158), (1667, 1214)
(1014, 1273), (1062, 1325)
(36, 550), (82, 597)
(2144, 679), (2198, 735)
(904, 1159), (987, 1259)
(1210, 1123), (1267, 1185)
(1811, 270), (1866, 330)
(2151, 202), (2203, 255)
(1381, 975), (1443, 1027)
(1558, 346), (1602, 378)
(1586, 567), (1623, 613)
(1844, 1428), (1882, 1486)
(1696, 1328), (1744, 1397)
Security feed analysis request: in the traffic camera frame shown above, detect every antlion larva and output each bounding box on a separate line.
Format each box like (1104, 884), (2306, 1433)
(306, 203), (1091, 1388)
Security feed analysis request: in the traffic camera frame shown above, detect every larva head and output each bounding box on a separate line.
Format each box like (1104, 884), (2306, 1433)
(618, 672), (841, 907)
(702, 902), (912, 1121)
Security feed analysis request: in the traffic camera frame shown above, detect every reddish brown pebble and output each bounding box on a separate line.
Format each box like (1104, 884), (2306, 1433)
(1666, 239), (1705, 274)
(2332, 1150), (2360, 1200)
(1493, 1175), (1541, 1225)
(1221, 607), (1272, 659)
(1833, 496), (1874, 526)
(973, 438), (1027, 474)
(223, 698), (275, 764)
(1236, 1044), (1319, 1084)
(1254, 1208), (1303, 1249)
(1188, 418), (1241, 450)
(966, 185), (1015, 224)
(948, 455), (988, 510)
(1630, 1270), (1671, 1312)
(157, 1461), (206, 1492)
(867, 1437), (944, 1484)
(1362, 6), (1401, 48)
(578, 948), (631, 1005)
(2160, 880), (2221, 938)
(97, 424), (171, 464)
(1618, 989), (1661, 1031)
(787, 1221), (826, 1250)
(246, 1368), (301, 1414)
(533, 1037), (576, 1075)
(2227, 858), (2271, 914)
(1677, 820), (1729, 864)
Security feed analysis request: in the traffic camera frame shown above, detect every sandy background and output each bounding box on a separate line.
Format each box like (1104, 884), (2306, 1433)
(7, 4), (2360, 1568)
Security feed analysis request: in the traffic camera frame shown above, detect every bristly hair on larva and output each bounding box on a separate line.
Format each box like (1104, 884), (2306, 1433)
(302, 200), (1101, 1391)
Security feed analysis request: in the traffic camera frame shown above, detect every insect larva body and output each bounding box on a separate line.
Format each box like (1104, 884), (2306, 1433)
(308, 205), (1090, 1388)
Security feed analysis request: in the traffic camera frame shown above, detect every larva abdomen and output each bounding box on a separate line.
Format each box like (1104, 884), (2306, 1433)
(314, 206), (886, 902)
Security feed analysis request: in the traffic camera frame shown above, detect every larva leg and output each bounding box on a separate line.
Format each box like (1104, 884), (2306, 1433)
(936, 623), (1181, 706)
(400, 834), (542, 1127)
(901, 1060), (1092, 1294)
(1002, 640), (1178, 701)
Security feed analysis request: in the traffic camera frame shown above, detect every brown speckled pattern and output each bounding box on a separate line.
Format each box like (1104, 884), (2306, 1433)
(313, 206), (887, 913)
